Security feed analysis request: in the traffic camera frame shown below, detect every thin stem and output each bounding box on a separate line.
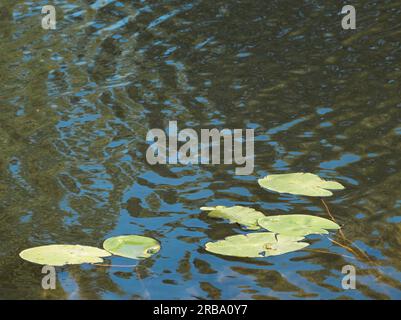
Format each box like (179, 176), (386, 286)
(321, 198), (379, 270)
(327, 238), (365, 260)
(344, 239), (373, 262)
(321, 198), (346, 239)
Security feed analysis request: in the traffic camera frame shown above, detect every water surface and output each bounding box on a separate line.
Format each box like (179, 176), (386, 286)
(1, 0), (401, 299)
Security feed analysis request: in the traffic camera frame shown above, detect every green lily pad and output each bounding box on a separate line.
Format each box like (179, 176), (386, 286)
(201, 205), (266, 230)
(205, 232), (309, 258)
(258, 214), (340, 236)
(103, 235), (160, 260)
(258, 173), (345, 197)
(19, 245), (111, 266)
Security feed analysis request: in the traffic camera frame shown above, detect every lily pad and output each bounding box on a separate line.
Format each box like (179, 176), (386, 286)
(19, 245), (111, 266)
(201, 205), (266, 230)
(205, 232), (309, 258)
(258, 173), (345, 197)
(258, 214), (340, 236)
(103, 235), (160, 260)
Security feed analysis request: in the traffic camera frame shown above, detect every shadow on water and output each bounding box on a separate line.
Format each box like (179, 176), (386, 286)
(0, 0), (401, 299)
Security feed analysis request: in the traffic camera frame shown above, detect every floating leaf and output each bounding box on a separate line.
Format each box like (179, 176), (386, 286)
(19, 245), (111, 266)
(201, 205), (266, 230)
(103, 235), (160, 260)
(258, 214), (340, 236)
(258, 173), (345, 197)
(205, 232), (309, 258)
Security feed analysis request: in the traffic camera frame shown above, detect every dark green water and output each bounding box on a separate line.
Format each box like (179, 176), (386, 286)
(1, 0), (401, 299)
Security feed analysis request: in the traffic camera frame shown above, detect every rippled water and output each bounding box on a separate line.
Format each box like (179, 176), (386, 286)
(1, 0), (401, 299)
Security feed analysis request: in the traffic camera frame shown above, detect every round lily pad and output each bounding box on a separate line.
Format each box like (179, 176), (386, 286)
(201, 205), (266, 230)
(258, 214), (340, 236)
(258, 173), (345, 197)
(205, 232), (309, 258)
(19, 245), (111, 266)
(103, 235), (160, 260)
